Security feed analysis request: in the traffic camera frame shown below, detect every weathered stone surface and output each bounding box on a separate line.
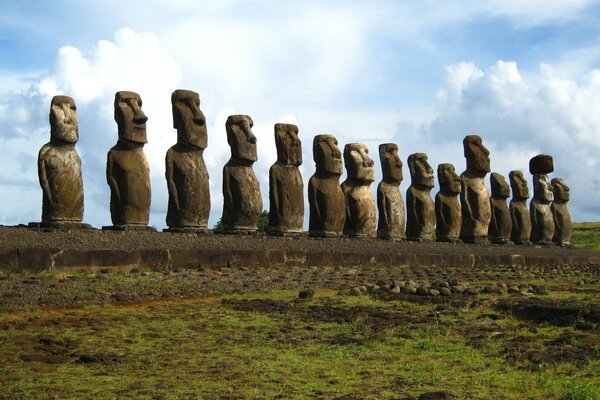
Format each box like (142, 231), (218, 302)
(529, 154), (554, 175)
(509, 170), (531, 245)
(268, 123), (304, 235)
(435, 163), (462, 243)
(551, 178), (572, 247)
(309, 134), (345, 237)
(377, 143), (405, 240)
(342, 143), (376, 238)
(489, 172), (512, 244)
(530, 173), (555, 245)
(406, 153), (435, 242)
(221, 115), (262, 232)
(165, 89), (210, 231)
(460, 135), (491, 243)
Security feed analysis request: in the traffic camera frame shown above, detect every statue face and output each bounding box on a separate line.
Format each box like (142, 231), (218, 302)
(313, 134), (342, 175)
(172, 90), (207, 149)
(344, 143), (375, 182)
(438, 163), (461, 194)
(491, 172), (510, 198)
(551, 178), (570, 202)
(226, 115), (256, 162)
(114, 91), (148, 144)
(509, 170), (529, 200)
(50, 95), (78, 144)
(275, 123), (302, 166)
(534, 174), (554, 204)
(408, 153), (434, 188)
(464, 135), (490, 175)
(379, 143), (403, 183)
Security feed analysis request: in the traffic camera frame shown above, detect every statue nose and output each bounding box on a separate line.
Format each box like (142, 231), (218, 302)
(364, 158), (374, 167)
(247, 131), (257, 144)
(62, 105), (74, 124)
(134, 114), (148, 124)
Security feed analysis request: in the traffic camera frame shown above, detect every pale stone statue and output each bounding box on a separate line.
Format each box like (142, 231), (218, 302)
(509, 170), (531, 245)
(221, 115), (262, 233)
(342, 143), (376, 238)
(551, 178), (572, 247)
(377, 143), (405, 240)
(460, 135), (491, 244)
(164, 89), (210, 233)
(489, 172), (512, 244)
(529, 154), (555, 245)
(308, 134), (345, 237)
(406, 153), (435, 242)
(105, 91), (153, 231)
(268, 123), (303, 236)
(435, 163), (461, 243)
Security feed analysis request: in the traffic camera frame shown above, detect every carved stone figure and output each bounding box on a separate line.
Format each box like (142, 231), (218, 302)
(341, 143), (376, 238)
(551, 178), (572, 247)
(435, 163), (461, 243)
(221, 115), (262, 233)
(509, 170), (531, 245)
(308, 134), (345, 237)
(529, 155), (555, 245)
(164, 89), (210, 233)
(460, 135), (491, 243)
(406, 153), (435, 242)
(377, 143), (405, 240)
(489, 172), (512, 244)
(268, 123), (304, 236)
(105, 91), (154, 231)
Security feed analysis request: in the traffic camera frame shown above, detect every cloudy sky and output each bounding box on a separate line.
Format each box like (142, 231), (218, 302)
(2, 0), (600, 229)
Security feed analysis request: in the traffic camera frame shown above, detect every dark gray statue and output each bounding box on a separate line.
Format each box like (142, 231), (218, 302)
(406, 153), (435, 242)
(342, 143), (376, 238)
(377, 143), (405, 240)
(529, 154), (555, 245)
(488, 172), (512, 244)
(509, 170), (531, 245)
(551, 177), (572, 247)
(435, 163), (461, 243)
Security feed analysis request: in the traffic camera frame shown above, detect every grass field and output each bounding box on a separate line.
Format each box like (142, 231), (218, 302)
(572, 222), (600, 251)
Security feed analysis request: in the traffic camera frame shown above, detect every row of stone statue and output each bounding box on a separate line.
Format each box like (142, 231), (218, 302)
(36, 91), (571, 246)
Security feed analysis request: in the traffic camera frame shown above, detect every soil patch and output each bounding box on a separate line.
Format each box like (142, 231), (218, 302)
(495, 298), (600, 326)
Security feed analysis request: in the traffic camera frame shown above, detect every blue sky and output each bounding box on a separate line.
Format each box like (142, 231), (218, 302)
(1, 0), (600, 228)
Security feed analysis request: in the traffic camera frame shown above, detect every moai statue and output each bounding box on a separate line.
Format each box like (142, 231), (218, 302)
(551, 178), (572, 247)
(460, 135), (491, 244)
(268, 123), (303, 236)
(308, 134), (345, 237)
(435, 163), (461, 243)
(164, 89), (210, 233)
(377, 143), (405, 240)
(488, 172), (512, 244)
(105, 91), (154, 231)
(405, 153), (435, 242)
(221, 115), (262, 233)
(509, 170), (531, 245)
(35, 95), (90, 229)
(529, 154), (555, 245)
(342, 143), (376, 238)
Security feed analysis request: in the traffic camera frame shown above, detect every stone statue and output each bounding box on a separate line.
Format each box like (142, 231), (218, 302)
(488, 172), (512, 244)
(529, 154), (555, 245)
(221, 115), (262, 233)
(342, 143), (376, 238)
(405, 153), (435, 242)
(268, 123), (303, 236)
(460, 134), (491, 243)
(509, 170), (531, 245)
(308, 134), (345, 237)
(164, 89), (210, 233)
(551, 178), (572, 247)
(105, 91), (154, 231)
(377, 143), (405, 240)
(435, 163), (461, 243)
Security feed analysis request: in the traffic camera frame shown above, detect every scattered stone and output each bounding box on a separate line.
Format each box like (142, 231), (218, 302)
(350, 287), (363, 296)
(298, 288), (315, 299)
(416, 287), (429, 296)
(439, 287), (452, 296)
(389, 286), (401, 294)
(429, 289), (440, 296)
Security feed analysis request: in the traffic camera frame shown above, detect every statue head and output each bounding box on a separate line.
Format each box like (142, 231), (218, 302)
(491, 172), (510, 199)
(344, 143), (375, 183)
(408, 153), (434, 189)
(274, 123), (302, 166)
(172, 89), (207, 149)
(226, 115), (256, 162)
(379, 143), (403, 184)
(533, 174), (553, 204)
(313, 134), (342, 176)
(463, 134), (490, 175)
(438, 163), (461, 194)
(114, 91), (148, 144)
(50, 95), (78, 144)
(509, 170), (529, 201)
(551, 178), (570, 203)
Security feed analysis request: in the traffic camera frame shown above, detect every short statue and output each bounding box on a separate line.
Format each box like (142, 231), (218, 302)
(509, 170), (531, 245)
(488, 172), (512, 244)
(377, 143), (405, 240)
(405, 153), (435, 242)
(221, 115), (262, 233)
(341, 143), (376, 238)
(165, 89), (210, 233)
(308, 134), (345, 237)
(551, 178), (572, 247)
(268, 123), (303, 236)
(460, 135), (491, 243)
(105, 91), (153, 231)
(529, 154), (555, 245)
(435, 163), (461, 243)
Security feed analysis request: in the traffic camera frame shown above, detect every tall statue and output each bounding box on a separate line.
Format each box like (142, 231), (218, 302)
(551, 177), (572, 247)
(435, 163), (461, 243)
(529, 154), (555, 245)
(164, 89), (210, 233)
(405, 153), (435, 242)
(221, 115), (262, 233)
(105, 91), (153, 231)
(342, 143), (376, 238)
(308, 134), (345, 237)
(509, 170), (531, 245)
(488, 172), (512, 244)
(377, 143), (405, 240)
(460, 135), (491, 244)
(268, 123), (304, 236)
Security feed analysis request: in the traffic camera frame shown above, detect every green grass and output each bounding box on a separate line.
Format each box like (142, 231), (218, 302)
(573, 222), (600, 250)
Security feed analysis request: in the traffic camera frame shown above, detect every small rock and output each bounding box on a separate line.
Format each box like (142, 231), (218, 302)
(129, 268), (140, 274)
(439, 287), (452, 296)
(416, 287), (429, 296)
(520, 290), (534, 297)
(465, 287), (480, 295)
(298, 289), (315, 299)
(99, 268), (111, 274)
(451, 285), (464, 294)
(448, 277), (460, 286)
(499, 282), (508, 291)
(359, 285), (368, 292)
(429, 289), (440, 296)
(350, 287), (363, 296)
(508, 286), (520, 294)
(140, 271), (150, 276)
(389, 286), (401, 294)
(337, 288), (351, 296)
